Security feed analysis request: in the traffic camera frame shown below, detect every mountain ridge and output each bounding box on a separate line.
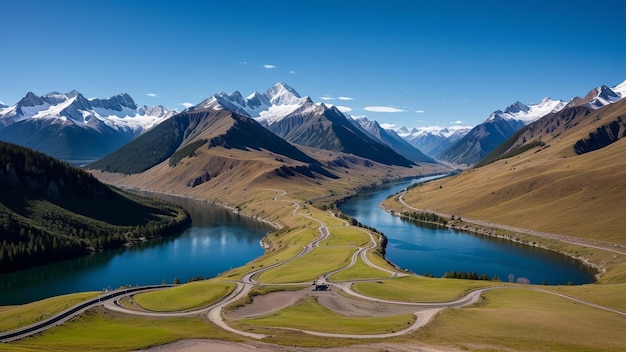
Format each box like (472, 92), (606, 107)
(0, 90), (175, 162)
(435, 80), (626, 165)
(394, 96), (626, 251)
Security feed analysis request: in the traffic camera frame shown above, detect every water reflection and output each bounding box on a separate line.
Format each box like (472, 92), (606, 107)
(340, 177), (596, 285)
(0, 192), (272, 305)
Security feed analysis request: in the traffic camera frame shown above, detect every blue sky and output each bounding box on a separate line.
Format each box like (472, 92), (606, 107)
(1, 0), (625, 129)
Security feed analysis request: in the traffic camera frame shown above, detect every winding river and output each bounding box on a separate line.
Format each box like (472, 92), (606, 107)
(339, 176), (597, 285)
(1, 177), (597, 305)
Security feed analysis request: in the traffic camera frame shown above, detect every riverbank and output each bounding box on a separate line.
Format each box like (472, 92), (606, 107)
(381, 187), (626, 283)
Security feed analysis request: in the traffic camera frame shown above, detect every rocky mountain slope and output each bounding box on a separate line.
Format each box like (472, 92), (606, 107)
(436, 81), (626, 166)
(351, 116), (435, 163)
(193, 82), (417, 167)
(396, 97), (626, 252)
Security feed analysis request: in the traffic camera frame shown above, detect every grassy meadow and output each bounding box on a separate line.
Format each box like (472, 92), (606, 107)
(131, 279), (236, 312)
(237, 296), (416, 335)
(5, 120), (625, 351)
(410, 289), (626, 351)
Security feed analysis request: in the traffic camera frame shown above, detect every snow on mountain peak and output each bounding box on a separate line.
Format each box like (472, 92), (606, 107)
(397, 125), (473, 138)
(613, 79), (626, 96)
(0, 90), (174, 133)
(264, 82), (305, 106)
(504, 101), (529, 114)
(487, 97), (566, 124)
(195, 82), (313, 125)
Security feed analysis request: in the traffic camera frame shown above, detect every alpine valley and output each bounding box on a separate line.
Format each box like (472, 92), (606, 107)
(2, 81), (626, 352)
(87, 82), (446, 212)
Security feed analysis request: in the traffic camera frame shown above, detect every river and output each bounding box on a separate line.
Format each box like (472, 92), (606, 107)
(1, 177), (597, 305)
(339, 175), (597, 285)
(0, 193), (272, 305)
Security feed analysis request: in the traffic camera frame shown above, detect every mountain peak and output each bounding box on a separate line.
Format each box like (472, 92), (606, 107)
(264, 82), (303, 106)
(487, 97), (566, 125)
(195, 82), (313, 125)
(571, 84), (623, 109)
(613, 79), (626, 95)
(18, 92), (44, 107)
(65, 90), (81, 98)
(89, 93), (137, 111)
(504, 101), (529, 114)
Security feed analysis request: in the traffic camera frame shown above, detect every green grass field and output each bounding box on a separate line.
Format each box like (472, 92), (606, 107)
(238, 296), (415, 335)
(321, 226), (371, 247)
(412, 288), (626, 351)
(0, 292), (98, 333)
(352, 276), (502, 302)
(132, 279), (236, 311)
(6, 307), (240, 352)
(257, 246), (356, 283)
(328, 256), (392, 281)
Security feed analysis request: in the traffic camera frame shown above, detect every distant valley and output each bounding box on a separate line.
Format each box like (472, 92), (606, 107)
(1, 80), (626, 272)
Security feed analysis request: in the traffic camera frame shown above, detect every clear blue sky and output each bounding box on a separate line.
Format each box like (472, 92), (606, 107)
(1, 0), (625, 129)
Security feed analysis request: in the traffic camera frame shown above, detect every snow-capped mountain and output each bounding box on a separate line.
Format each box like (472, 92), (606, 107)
(438, 80), (626, 166)
(193, 82), (417, 167)
(486, 97), (567, 124)
(436, 98), (566, 166)
(350, 116), (435, 163)
(397, 125), (472, 157)
(0, 91), (174, 131)
(0, 91), (175, 162)
(194, 82), (312, 125)
(568, 81), (626, 109)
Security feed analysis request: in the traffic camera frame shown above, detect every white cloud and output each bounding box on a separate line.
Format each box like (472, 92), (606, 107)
(239, 61), (249, 64)
(338, 96), (354, 101)
(453, 120), (464, 124)
(336, 106), (352, 113)
(363, 106), (405, 113)
(415, 110), (425, 113)
(179, 102), (194, 108)
(0, 100), (5, 105)
(320, 96), (335, 101)
(146, 93), (159, 97)
(289, 70), (296, 74)
(380, 123), (397, 129)
(264, 64), (276, 69)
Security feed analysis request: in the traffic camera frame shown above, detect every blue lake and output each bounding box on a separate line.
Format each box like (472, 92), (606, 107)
(0, 193), (271, 305)
(1, 176), (597, 305)
(339, 176), (596, 285)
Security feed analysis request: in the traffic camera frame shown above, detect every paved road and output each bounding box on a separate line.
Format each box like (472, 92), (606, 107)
(0, 285), (173, 343)
(4, 190), (624, 343)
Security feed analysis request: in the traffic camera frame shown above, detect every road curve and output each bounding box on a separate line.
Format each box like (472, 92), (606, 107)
(4, 189), (624, 343)
(0, 285), (173, 343)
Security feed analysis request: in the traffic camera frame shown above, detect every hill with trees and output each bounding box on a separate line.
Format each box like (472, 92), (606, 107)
(0, 141), (190, 273)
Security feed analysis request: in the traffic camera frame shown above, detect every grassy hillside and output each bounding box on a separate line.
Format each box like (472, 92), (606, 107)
(0, 141), (190, 273)
(386, 100), (626, 250)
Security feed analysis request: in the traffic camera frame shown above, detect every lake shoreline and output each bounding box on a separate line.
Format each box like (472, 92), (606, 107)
(379, 185), (604, 282)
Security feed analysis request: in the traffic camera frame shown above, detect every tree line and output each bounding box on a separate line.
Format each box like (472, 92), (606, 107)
(0, 141), (191, 273)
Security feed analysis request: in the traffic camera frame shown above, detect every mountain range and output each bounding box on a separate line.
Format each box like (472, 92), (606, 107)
(396, 125), (472, 158)
(191, 82), (423, 167)
(0, 91), (175, 163)
(395, 95), (626, 256)
(432, 80), (626, 165)
(2, 80), (625, 170)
